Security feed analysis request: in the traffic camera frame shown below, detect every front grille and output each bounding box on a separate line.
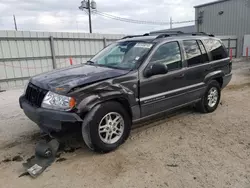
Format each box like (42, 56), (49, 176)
(25, 83), (48, 107)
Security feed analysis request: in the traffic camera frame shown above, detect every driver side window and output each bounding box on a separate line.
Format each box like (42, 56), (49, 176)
(150, 42), (182, 71)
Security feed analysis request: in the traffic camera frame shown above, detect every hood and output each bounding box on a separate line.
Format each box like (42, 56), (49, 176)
(30, 64), (129, 94)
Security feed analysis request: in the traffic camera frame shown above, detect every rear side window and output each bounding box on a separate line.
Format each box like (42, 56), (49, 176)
(183, 40), (205, 67)
(197, 40), (209, 63)
(203, 39), (228, 61)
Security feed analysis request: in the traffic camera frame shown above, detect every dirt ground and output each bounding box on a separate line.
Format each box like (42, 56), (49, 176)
(0, 59), (250, 188)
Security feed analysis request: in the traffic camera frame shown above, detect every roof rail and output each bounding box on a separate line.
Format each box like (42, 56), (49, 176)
(190, 32), (214, 37)
(155, 31), (184, 39)
(150, 31), (184, 35)
(155, 32), (214, 39)
(121, 32), (214, 40)
(122, 33), (149, 39)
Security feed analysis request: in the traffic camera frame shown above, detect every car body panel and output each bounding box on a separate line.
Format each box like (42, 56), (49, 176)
(30, 64), (130, 95)
(70, 70), (140, 119)
(138, 39), (204, 117)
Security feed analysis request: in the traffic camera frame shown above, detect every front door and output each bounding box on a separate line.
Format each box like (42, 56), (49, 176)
(139, 41), (187, 117)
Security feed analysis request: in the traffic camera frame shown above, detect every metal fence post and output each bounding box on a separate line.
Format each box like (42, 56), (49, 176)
(228, 38), (231, 54)
(103, 37), (107, 48)
(235, 38), (238, 58)
(49, 36), (56, 69)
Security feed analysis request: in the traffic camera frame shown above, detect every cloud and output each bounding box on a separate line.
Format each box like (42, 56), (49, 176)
(0, 0), (212, 34)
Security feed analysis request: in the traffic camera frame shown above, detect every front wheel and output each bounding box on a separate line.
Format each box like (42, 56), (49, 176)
(196, 80), (221, 113)
(82, 101), (131, 153)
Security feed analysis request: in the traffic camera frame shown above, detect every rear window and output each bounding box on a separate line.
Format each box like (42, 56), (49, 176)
(203, 39), (228, 61)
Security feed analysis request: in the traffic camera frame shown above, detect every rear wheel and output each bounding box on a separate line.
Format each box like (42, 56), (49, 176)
(82, 101), (131, 153)
(196, 80), (221, 113)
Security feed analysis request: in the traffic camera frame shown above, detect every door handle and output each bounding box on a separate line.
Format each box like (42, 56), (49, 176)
(174, 73), (185, 79)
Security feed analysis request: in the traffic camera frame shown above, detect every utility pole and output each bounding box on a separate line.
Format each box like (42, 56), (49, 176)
(170, 17), (173, 29)
(13, 15), (18, 31)
(88, 0), (92, 33)
(79, 0), (96, 33)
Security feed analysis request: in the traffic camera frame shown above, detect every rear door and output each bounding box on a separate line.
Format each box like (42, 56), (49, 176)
(203, 38), (230, 75)
(181, 39), (210, 101)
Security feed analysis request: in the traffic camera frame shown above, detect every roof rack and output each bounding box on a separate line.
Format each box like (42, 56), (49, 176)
(155, 32), (214, 39)
(121, 32), (214, 40)
(190, 32), (214, 37)
(122, 33), (150, 39)
(150, 31), (184, 35)
(155, 31), (184, 39)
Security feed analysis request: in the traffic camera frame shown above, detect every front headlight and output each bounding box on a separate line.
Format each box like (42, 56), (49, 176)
(41, 91), (76, 111)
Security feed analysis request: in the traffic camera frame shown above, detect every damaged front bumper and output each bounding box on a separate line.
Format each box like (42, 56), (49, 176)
(19, 96), (83, 133)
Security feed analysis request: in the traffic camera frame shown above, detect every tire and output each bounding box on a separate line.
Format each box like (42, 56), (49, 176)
(82, 101), (131, 153)
(196, 80), (221, 113)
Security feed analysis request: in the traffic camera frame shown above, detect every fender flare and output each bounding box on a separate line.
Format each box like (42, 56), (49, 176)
(81, 103), (100, 150)
(204, 70), (225, 84)
(77, 91), (133, 118)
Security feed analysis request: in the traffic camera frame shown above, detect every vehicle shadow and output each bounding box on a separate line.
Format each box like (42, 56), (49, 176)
(132, 106), (195, 133)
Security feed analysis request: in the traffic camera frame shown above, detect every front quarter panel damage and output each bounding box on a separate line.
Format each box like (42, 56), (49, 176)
(71, 75), (138, 149)
(74, 81), (136, 116)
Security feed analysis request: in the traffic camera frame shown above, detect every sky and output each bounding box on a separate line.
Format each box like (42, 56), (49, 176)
(0, 0), (213, 34)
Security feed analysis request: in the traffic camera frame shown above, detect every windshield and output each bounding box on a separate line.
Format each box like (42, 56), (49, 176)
(89, 41), (153, 70)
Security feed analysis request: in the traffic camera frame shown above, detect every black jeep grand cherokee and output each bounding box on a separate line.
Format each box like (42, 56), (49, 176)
(20, 32), (232, 152)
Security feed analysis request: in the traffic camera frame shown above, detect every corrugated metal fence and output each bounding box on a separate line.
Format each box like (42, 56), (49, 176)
(0, 30), (124, 90)
(0, 31), (238, 90)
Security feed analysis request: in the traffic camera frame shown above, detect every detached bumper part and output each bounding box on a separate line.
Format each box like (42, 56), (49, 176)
(22, 139), (60, 178)
(19, 96), (82, 133)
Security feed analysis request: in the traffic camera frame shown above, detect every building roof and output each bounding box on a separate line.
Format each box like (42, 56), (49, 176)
(194, 0), (230, 8)
(151, 25), (196, 34)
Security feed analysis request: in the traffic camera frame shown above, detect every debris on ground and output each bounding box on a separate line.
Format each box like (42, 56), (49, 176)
(18, 172), (29, 178)
(21, 139), (60, 178)
(12, 155), (23, 162)
(166, 164), (178, 167)
(63, 146), (81, 153)
(56, 158), (67, 163)
(55, 152), (62, 158)
(2, 158), (11, 163)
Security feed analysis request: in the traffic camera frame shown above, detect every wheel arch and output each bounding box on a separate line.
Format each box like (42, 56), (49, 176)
(204, 70), (225, 87)
(213, 77), (223, 88)
(77, 94), (132, 120)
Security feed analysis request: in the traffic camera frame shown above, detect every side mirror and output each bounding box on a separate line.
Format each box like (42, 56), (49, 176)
(144, 63), (168, 77)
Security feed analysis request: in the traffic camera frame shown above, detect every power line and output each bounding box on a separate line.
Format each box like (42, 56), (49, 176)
(94, 10), (170, 25)
(94, 10), (196, 26)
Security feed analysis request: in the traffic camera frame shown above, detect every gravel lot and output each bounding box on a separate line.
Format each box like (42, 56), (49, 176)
(0, 59), (250, 188)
